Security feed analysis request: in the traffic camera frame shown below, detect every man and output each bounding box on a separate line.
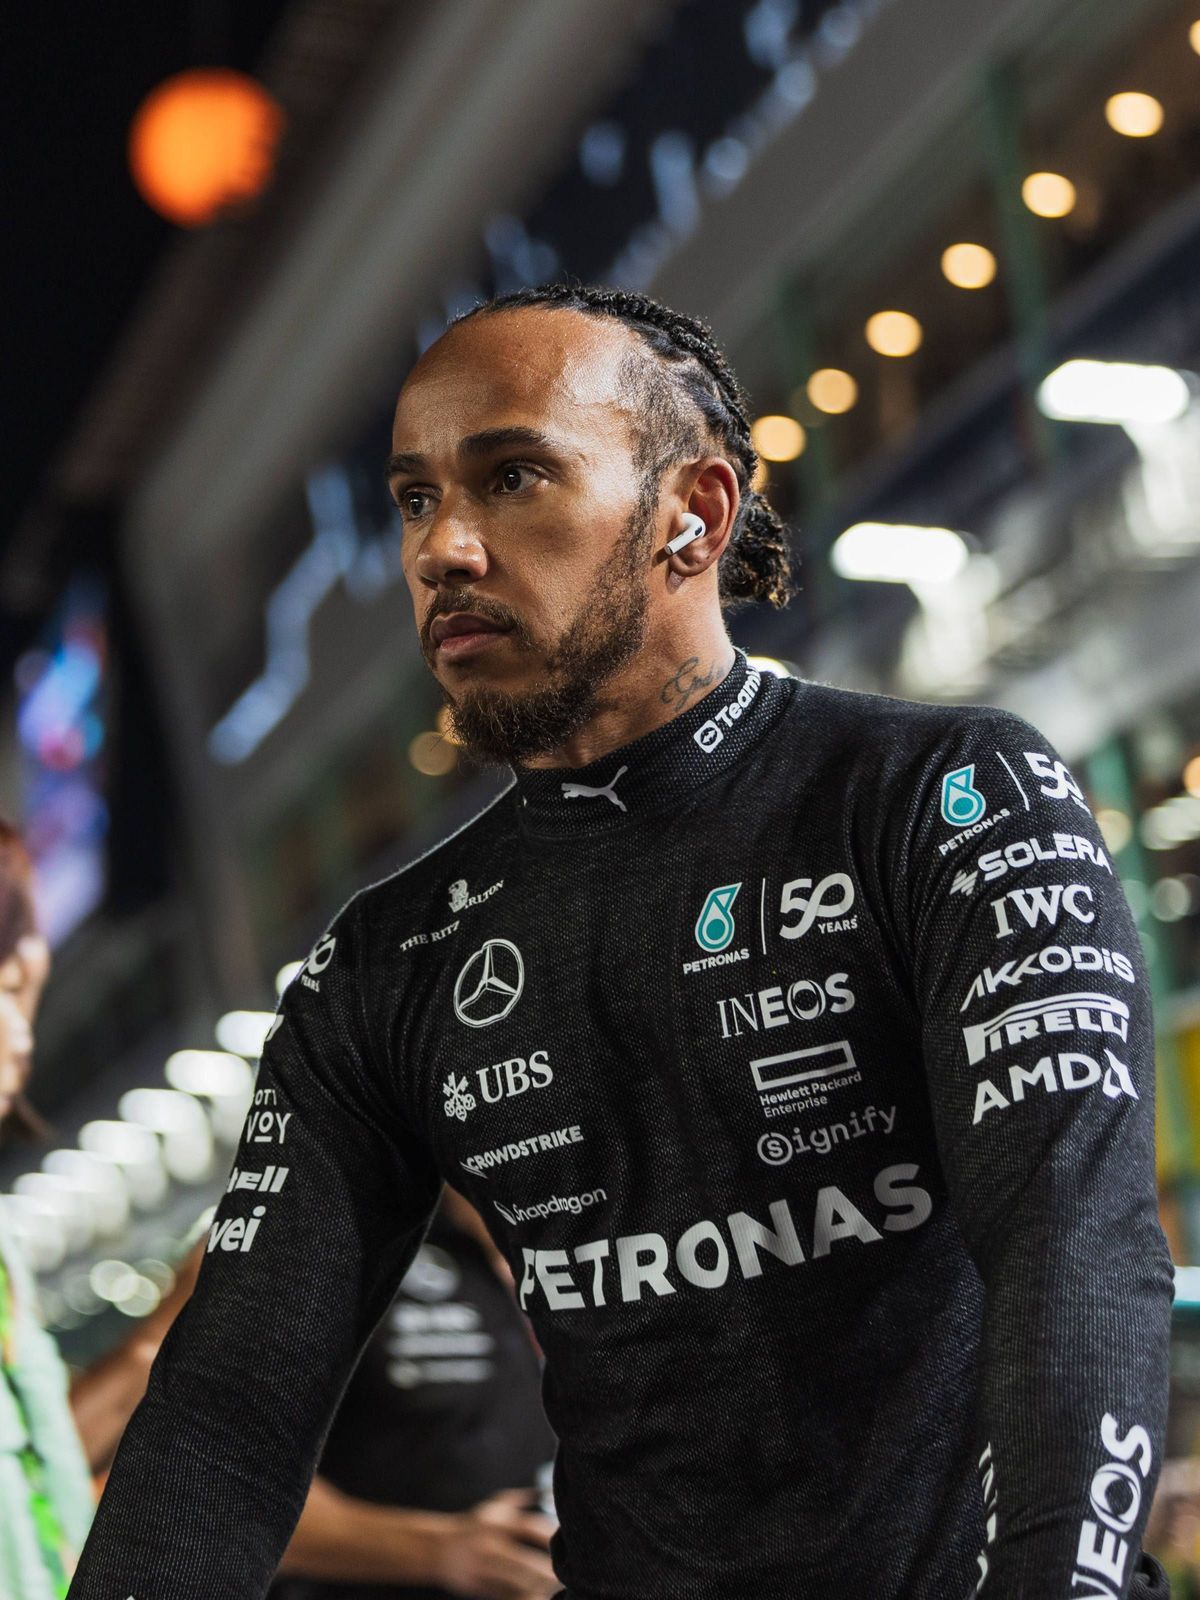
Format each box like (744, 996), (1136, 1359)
(68, 283), (1173, 1599)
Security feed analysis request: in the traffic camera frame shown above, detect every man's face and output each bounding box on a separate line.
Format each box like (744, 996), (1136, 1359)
(389, 308), (660, 763)
(0, 933), (47, 1125)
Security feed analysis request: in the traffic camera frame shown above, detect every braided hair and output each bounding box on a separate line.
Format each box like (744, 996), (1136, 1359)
(453, 283), (794, 611)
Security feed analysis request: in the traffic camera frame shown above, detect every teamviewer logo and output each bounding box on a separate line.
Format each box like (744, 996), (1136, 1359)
(695, 719), (722, 753)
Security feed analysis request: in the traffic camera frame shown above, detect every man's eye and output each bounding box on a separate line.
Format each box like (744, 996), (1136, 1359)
(398, 489), (432, 520)
(495, 463), (540, 494)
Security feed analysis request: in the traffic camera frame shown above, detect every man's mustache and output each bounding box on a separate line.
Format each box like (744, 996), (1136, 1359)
(420, 589), (534, 657)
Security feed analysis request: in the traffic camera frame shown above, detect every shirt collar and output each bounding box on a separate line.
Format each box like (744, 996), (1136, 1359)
(511, 651), (792, 838)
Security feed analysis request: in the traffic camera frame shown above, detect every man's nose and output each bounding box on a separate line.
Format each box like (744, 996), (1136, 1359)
(414, 498), (489, 589)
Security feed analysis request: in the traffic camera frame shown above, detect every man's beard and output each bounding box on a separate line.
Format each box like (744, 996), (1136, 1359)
(427, 503), (653, 766)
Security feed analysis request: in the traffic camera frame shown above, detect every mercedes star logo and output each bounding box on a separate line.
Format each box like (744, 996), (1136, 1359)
(453, 938), (524, 1028)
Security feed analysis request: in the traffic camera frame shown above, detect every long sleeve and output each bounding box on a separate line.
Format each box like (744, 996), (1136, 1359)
(899, 713), (1174, 1597)
(67, 894), (443, 1600)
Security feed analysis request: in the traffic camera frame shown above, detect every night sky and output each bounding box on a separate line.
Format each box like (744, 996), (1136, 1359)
(2, 3), (291, 538)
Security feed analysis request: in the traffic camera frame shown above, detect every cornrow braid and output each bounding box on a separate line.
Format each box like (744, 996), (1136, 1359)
(453, 282), (794, 611)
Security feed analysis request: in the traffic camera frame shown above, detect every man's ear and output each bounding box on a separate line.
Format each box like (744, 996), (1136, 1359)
(661, 456), (739, 578)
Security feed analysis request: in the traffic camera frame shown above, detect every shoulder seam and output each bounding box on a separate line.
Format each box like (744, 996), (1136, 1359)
(357, 781), (515, 902)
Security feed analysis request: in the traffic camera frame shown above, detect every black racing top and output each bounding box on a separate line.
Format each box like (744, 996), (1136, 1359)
(68, 653), (1174, 1600)
(271, 1211), (556, 1600)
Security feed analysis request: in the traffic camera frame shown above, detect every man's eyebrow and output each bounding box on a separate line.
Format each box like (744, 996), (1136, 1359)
(384, 426), (571, 480)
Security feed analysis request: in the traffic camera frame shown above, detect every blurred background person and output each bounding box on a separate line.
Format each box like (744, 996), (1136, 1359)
(271, 1187), (558, 1600)
(64, 1187), (558, 1600)
(0, 821), (94, 1599)
(1145, 1463), (1200, 1597)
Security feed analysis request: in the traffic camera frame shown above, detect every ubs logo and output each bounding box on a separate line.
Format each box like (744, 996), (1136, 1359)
(454, 939), (524, 1028)
(444, 1051), (554, 1118)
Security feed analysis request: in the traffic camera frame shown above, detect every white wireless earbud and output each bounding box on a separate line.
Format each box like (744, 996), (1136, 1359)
(665, 513), (706, 555)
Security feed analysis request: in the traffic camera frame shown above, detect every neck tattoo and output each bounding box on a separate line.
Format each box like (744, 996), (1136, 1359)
(660, 656), (718, 710)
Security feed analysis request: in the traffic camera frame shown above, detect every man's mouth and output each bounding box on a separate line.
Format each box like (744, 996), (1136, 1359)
(430, 612), (513, 659)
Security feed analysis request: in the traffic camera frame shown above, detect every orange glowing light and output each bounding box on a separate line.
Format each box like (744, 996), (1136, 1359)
(865, 310), (923, 358)
(1105, 92), (1163, 138)
(128, 69), (285, 226)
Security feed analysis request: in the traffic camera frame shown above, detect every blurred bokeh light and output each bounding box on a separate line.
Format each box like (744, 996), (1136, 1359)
(806, 368), (859, 414)
(751, 415), (806, 462)
(1022, 171), (1077, 217)
(940, 242), (997, 290)
(1105, 90), (1164, 137)
(865, 310), (923, 357)
(409, 732), (457, 777)
(128, 68), (285, 226)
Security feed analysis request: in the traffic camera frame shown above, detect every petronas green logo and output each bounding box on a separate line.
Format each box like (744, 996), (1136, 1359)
(940, 764), (986, 826)
(695, 883), (742, 953)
